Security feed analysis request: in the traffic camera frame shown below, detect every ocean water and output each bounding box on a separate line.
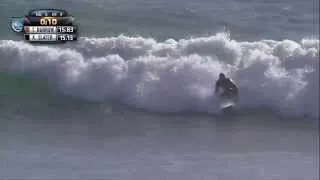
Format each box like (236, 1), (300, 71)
(0, 0), (319, 179)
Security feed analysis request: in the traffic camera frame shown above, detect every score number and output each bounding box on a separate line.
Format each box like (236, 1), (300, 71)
(57, 26), (74, 33)
(40, 17), (58, 26)
(58, 34), (74, 41)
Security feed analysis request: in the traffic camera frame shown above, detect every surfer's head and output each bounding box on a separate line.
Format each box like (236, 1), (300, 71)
(219, 73), (226, 79)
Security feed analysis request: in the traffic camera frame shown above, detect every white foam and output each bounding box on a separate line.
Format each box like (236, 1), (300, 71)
(0, 34), (318, 117)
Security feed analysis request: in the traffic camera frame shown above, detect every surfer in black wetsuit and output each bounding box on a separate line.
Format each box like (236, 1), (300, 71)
(215, 73), (239, 102)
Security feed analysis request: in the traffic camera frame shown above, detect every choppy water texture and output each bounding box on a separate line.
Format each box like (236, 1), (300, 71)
(0, 0), (319, 179)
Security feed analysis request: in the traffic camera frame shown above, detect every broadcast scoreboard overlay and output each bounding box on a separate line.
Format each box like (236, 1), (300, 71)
(10, 9), (78, 43)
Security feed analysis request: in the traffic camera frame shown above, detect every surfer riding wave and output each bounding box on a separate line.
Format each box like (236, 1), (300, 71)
(215, 73), (239, 104)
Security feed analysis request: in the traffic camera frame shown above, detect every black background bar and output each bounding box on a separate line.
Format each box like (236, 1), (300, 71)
(28, 9), (68, 17)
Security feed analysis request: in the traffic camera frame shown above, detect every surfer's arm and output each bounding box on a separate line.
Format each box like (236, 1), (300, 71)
(228, 79), (238, 92)
(228, 79), (239, 100)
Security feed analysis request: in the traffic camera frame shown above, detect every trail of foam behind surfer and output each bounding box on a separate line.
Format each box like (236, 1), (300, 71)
(0, 34), (318, 117)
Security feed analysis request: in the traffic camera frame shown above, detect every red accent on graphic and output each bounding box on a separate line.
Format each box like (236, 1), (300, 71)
(24, 26), (29, 33)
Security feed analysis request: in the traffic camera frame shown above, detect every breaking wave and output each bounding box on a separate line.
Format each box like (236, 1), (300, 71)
(0, 33), (319, 117)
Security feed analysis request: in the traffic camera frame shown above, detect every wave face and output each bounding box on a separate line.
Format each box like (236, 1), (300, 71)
(0, 34), (319, 117)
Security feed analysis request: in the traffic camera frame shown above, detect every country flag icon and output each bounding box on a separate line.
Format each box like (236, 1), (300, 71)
(10, 17), (24, 32)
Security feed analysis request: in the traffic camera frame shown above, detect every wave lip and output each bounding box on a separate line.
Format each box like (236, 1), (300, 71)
(0, 34), (319, 117)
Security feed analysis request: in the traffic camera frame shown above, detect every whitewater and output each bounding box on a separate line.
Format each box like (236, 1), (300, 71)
(1, 34), (319, 117)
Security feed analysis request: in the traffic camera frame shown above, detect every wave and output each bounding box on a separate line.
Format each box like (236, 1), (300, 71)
(0, 33), (319, 117)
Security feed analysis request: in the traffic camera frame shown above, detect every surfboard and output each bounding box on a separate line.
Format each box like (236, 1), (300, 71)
(220, 100), (235, 114)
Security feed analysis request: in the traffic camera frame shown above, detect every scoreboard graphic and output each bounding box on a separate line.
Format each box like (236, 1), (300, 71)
(10, 9), (78, 43)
